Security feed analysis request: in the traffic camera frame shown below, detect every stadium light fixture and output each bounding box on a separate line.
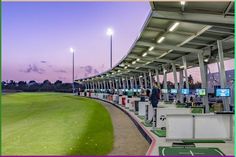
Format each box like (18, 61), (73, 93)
(106, 28), (114, 36)
(169, 22), (180, 32)
(158, 36), (165, 43)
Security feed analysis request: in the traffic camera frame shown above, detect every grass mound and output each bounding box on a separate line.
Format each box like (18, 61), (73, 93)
(2, 93), (114, 156)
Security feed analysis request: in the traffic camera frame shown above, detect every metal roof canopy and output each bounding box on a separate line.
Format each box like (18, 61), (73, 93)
(77, 1), (234, 83)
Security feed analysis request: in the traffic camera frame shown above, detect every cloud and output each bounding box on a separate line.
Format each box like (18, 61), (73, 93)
(77, 65), (100, 78)
(55, 69), (67, 73)
(20, 64), (45, 74)
(40, 61), (47, 63)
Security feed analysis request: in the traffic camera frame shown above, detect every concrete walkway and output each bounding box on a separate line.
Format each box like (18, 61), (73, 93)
(96, 100), (149, 155)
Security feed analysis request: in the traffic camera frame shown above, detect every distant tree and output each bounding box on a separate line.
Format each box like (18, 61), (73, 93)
(41, 80), (53, 91)
(17, 81), (27, 90)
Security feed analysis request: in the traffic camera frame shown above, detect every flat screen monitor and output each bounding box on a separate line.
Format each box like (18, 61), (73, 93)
(170, 89), (178, 94)
(181, 89), (190, 95)
(133, 89), (137, 92)
(161, 89), (168, 94)
(137, 89), (141, 93)
(215, 88), (230, 97)
(125, 89), (128, 92)
(196, 89), (206, 96)
(122, 89), (124, 92)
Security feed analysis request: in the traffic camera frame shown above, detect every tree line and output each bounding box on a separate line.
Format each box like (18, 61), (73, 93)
(2, 80), (82, 93)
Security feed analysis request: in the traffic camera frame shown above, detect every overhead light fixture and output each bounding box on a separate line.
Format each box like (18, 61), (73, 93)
(139, 76), (143, 78)
(124, 66), (127, 69)
(132, 61), (136, 64)
(180, 1), (185, 5)
(136, 58), (140, 61)
(204, 58), (209, 62)
(148, 46), (154, 51)
(158, 36), (165, 43)
(142, 52), (147, 57)
(169, 22), (180, 32)
(117, 70), (121, 72)
(180, 65), (184, 69)
(145, 61), (151, 65)
(127, 64), (130, 67)
(135, 67), (139, 69)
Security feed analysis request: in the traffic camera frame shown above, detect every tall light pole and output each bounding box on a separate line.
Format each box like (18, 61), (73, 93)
(106, 28), (113, 68)
(70, 47), (75, 94)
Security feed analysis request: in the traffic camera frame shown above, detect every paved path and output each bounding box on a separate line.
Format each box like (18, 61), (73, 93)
(96, 100), (149, 155)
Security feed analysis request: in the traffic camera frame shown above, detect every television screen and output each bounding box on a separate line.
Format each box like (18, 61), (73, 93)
(181, 89), (189, 95)
(161, 89), (168, 94)
(170, 89), (178, 94)
(215, 88), (230, 97)
(196, 89), (206, 96)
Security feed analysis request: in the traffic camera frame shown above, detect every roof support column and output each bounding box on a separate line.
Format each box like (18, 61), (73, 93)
(112, 80), (115, 90)
(172, 63), (179, 101)
(182, 56), (189, 102)
(155, 68), (162, 100)
(217, 40), (230, 111)
(103, 80), (106, 90)
(149, 70), (153, 89)
(126, 77), (129, 89)
(130, 77), (134, 90)
(144, 72), (148, 89)
(118, 78), (122, 89)
(198, 52), (209, 113)
(115, 79), (119, 92)
(139, 76), (143, 89)
(162, 65), (169, 102)
(179, 70), (184, 103)
(122, 78), (125, 89)
(134, 76), (138, 89)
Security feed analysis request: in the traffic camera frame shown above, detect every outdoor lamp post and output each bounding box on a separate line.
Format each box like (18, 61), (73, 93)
(106, 28), (113, 68)
(70, 47), (75, 94)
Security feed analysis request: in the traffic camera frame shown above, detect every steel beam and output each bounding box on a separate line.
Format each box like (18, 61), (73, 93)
(162, 65), (169, 101)
(152, 10), (234, 26)
(137, 41), (203, 53)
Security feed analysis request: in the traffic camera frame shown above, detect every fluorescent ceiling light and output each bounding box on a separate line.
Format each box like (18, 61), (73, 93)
(127, 64), (130, 67)
(135, 67), (139, 69)
(136, 58), (140, 61)
(158, 36), (165, 43)
(145, 61), (151, 65)
(139, 76), (143, 78)
(124, 66), (127, 69)
(148, 46), (154, 51)
(142, 52), (147, 57)
(180, 1), (185, 5)
(169, 22), (180, 32)
(117, 70), (121, 72)
(132, 61), (136, 64)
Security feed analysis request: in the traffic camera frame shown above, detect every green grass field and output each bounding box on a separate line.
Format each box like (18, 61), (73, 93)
(2, 93), (114, 155)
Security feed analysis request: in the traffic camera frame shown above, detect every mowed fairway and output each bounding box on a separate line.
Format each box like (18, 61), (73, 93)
(2, 93), (114, 155)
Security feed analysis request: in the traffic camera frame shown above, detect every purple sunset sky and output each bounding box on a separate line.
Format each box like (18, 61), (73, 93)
(2, 2), (234, 83)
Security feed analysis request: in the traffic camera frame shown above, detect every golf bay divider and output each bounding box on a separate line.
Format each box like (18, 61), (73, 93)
(82, 95), (156, 156)
(128, 97), (140, 111)
(138, 101), (148, 116)
(156, 107), (191, 128)
(166, 113), (233, 141)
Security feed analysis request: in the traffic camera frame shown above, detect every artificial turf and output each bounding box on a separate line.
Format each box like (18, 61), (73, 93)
(2, 93), (114, 156)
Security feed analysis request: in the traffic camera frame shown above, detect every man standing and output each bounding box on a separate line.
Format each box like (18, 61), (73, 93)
(149, 82), (160, 129)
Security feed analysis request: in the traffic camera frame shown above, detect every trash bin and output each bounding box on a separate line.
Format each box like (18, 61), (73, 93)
(122, 97), (126, 106)
(134, 100), (139, 112)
